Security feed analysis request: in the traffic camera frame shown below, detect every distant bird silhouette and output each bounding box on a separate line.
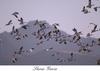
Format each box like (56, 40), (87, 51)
(73, 35), (76, 40)
(56, 58), (66, 63)
(18, 17), (24, 24)
(23, 34), (28, 38)
(15, 29), (19, 35)
(10, 26), (15, 35)
(86, 0), (93, 8)
(49, 47), (53, 50)
(34, 20), (39, 25)
(45, 49), (49, 52)
(57, 58), (60, 60)
(25, 48), (35, 54)
(51, 53), (55, 56)
(72, 28), (82, 43)
(52, 24), (58, 29)
(86, 33), (92, 37)
(16, 37), (21, 40)
(90, 23), (98, 33)
(12, 26), (15, 31)
(94, 6), (100, 12)
(82, 6), (90, 14)
(54, 23), (60, 26)
(73, 28), (77, 34)
(6, 20), (12, 25)
(78, 44), (91, 53)
(39, 36), (43, 40)
(59, 59), (65, 63)
(64, 41), (67, 44)
(12, 12), (19, 18)
(20, 46), (24, 51)
(36, 41), (44, 45)
(74, 36), (81, 43)
(29, 48), (34, 52)
(12, 57), (18, 63)
(70, 52), (73, 57)
(44, 31), (52, 40)
(45, 47), (53, 52)
(32, 32), (37, 36)
(25, 34), (28, 37)
(48, 31), (52, 36)
(39, 23), (47, 30)
(21, 25), (29, 30)
(15, 46), (24, 55)
(67, 52), (74, 62)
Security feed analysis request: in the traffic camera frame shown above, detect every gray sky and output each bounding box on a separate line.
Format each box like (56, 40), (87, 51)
(0, 0), (100, 37)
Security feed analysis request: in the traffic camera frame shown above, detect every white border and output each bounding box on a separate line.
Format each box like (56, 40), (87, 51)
(0, 65), (100, 71)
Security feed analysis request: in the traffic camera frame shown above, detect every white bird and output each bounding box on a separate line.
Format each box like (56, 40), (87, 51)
(29, 48), (34, 52)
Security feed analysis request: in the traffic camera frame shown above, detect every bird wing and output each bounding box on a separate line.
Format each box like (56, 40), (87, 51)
(6, 20), (12, 25)
(12, 12), (19, 15)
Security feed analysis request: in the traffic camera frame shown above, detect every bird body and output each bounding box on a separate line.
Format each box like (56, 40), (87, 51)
(29, 48), (34, 52)
(94, 7), (100, 12)
(34, 20), (39, 25)
(72, 28), (82, 43)
(18, 17), (24, 24)
(87, 0), (93, 8)
(73, 28), (77, 33)
(14, 46), (24, 55)
(82, 6), (90, 14)
(21, 25), (29, 30)
(12, 57), (17, 63)
(86, 33), (92, 37)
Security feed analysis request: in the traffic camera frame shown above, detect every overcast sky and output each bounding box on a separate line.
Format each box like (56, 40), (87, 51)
(0, 0), (100, 37)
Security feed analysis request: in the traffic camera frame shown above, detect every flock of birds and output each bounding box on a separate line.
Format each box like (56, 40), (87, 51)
(5, 11), (100, 64)
(6, 12), (29, 40)
(2, 0), (100, 64)
(82, 0), (100, 14)
(4, 12), (75, 63)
